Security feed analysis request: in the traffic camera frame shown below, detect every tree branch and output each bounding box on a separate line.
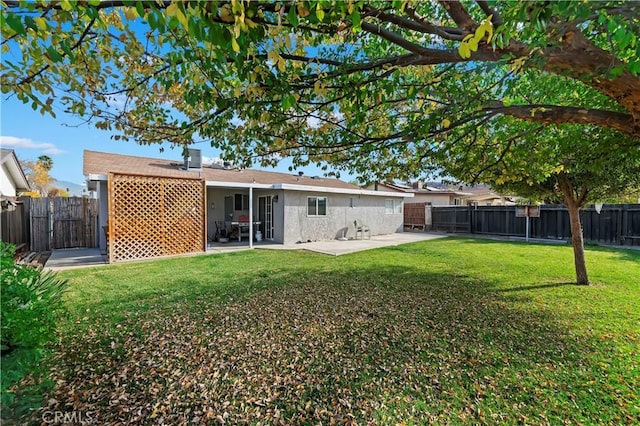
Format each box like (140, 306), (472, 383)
(365, 6), (464, 41)
(438, 0), (476, 29)
(17, 17), (97, 86)
(475, 1), (504, 26)
(484, 103), (638, 137)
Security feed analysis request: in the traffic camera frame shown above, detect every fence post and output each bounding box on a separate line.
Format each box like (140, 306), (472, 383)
(620, 205), (628, 245)
(425, 204), (432, 230)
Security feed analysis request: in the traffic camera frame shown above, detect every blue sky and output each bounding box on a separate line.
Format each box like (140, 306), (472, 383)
(1, 95), (349, 185)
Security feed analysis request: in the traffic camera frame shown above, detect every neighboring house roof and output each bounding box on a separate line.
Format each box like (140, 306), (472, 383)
(365, 182), (469, 197)
(0, 148), (30, 193)
(84, 150), (409, 197)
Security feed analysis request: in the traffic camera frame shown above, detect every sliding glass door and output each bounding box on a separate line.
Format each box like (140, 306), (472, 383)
(258, 196), (273, 240)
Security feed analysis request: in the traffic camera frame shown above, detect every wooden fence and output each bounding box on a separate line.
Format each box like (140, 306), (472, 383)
(430, 204), (640, 246)
(404, 202), (430, 230)
(0, 200), (29, 246)
(0, 197), (99, 251)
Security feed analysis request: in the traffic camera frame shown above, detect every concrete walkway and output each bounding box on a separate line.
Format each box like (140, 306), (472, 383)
(45, 248), (108, 271)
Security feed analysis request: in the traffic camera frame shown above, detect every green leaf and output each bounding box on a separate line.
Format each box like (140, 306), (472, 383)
(350, 11), (361, 31)
(60, 0), (73, 11)
(231, 37), (240, 53)
(288, 6), (298, 27)
(316, 3), (325, 21)
(458, 43), (471, 59)
(5, 13), (26, 35)
(166, 2), (179, 17)
(34, 17), (48, 31)
(468, 38), (479, 52)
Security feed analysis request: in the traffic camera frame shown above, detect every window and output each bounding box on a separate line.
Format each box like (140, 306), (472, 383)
(385, 199), (402, 214)
(308, 196), (327, 216)
(349, 197), (358, 208)
(453, 198), (463, 206)
(234, 193), (249, 210)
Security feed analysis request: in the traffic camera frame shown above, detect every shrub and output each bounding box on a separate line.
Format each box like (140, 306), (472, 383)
(1, 242), (67, 353)
(1, 242), (67, 414)
(0, 243), (67, 353)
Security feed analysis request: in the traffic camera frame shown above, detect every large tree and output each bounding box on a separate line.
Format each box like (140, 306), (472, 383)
(3, 1), (639, 283)
(439, 121), (640, 284)
(2, 1), (638, 154)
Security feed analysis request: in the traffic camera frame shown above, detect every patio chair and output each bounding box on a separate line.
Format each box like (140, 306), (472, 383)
(354, 220), (370, 240)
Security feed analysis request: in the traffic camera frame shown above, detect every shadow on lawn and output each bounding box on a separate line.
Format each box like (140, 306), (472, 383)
(496, 281), (577, 293)
(13, 264), (632, 425)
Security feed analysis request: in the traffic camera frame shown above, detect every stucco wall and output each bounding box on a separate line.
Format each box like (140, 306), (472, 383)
(411, 194), (457, 206)
(282, 191), (403, 244)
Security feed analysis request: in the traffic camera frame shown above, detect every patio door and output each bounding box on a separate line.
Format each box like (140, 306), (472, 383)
(258, 196), (273, 240)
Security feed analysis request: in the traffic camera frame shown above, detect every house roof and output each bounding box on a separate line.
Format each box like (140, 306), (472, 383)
(0, 148), (30, 192)
(84, 150), (409, 197)
(366, 182), (468, 196)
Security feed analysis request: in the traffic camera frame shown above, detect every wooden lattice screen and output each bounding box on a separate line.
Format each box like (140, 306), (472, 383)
(108, 173), (205, 263)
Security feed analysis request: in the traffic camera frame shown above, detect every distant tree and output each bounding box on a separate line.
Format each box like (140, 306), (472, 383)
(20, 157), (55, 197)
(47, 187), (69, 198)
(18, 190), (41, 198)
(37, 155), (53, 172)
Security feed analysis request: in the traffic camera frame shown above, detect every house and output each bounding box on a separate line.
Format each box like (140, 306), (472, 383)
(84, 150), (410, 263)
(0, 148), (30, 200)
(364, 182), (470, 206)
(365, 181), (513, 206)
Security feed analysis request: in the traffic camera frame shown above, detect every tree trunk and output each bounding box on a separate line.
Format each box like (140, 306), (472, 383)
(565, 201), (589, 285)
(557, 175), (589, 285)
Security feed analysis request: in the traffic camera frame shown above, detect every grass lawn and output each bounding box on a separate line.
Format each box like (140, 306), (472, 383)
(7, 237), (640, 424)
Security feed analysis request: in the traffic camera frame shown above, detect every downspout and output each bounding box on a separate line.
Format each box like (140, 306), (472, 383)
(249, 186), (253, 249)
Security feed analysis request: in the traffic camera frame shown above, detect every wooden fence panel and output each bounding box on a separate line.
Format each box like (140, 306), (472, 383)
(432, 204), (640, 246)
(404, 202), (427, 229)
(51, 197), (98, 249)
(431, 206), (471, 233)
(108, 173), (205, 263)
(29, 198), (51, 251)
(0, 201), (28, 245)
(622, 205), (640, 245)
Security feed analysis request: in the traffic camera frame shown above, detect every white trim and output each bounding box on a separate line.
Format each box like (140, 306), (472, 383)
(275, 184), (412, 197)
(205, 181), (272, 189)
(205, 181), (410, 197)
(1, 150), (30, 191)
(88, 173), (109, 181)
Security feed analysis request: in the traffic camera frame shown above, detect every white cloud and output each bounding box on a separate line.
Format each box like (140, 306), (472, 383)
(0, 136), (64, 155)
(202, 155), (224, 165)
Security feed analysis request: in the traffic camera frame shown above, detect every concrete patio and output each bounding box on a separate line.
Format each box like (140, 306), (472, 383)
(44, 233), (446, 270)
(45, 248), (108, 271)
(261, 232), (445, 256)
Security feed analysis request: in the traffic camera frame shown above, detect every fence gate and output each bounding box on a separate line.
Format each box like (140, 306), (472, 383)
(404, 202), (430, 230)
(52, 197), (98, 249)
(28, 197), (98, 251)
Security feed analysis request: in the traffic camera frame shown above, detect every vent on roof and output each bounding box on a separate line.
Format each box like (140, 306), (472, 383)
(188, 148), (202, 170)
